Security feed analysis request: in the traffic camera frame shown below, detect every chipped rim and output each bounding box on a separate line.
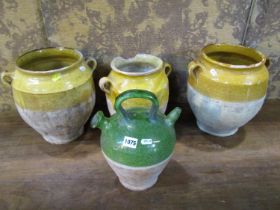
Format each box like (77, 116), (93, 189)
(110, 54), (164, 76)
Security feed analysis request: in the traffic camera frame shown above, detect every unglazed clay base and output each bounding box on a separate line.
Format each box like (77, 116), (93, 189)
(197, 121), (238, 137)
(103, 152), (172, 191)
(41, 127), (84, 144)
(16, 94), (95, 144)
(187, 84), (265, 137)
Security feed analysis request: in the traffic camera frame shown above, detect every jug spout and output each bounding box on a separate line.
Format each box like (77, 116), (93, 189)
(165, 107), (182, 126)
(90, 111), (109, 130)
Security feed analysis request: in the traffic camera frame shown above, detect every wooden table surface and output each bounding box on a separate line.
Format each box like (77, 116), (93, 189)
(0, 100), (280, 210)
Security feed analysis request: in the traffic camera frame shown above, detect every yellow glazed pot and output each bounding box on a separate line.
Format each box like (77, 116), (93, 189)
(187, 44), (269, 137)
(1, 47), (97, 144)
(99, 54), (172, 115)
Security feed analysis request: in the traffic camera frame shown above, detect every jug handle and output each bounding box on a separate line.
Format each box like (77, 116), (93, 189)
(114, 89), (159, 121)
(1, 71), (14, 87)
(85, 57), (97, 71)
(188, 61), (205, 81)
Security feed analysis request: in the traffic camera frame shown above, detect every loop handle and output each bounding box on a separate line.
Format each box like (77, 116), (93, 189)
(1, 71), (14, 87)
(265, 57), (270, 68)
(188, 61), (205, 81)
(164, 63), (172, 76)
(85, 57), (97, 71)
(99, 77), (113, 94)
(114, 89), (159, 121)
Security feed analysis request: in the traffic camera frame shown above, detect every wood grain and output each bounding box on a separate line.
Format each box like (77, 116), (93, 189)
(0, 100), (279, 210)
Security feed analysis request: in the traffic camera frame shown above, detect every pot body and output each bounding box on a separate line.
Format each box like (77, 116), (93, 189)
(91, 90), (181, 190)
(187, 44), (269, 137)
(99, 54), (172, 115)
(1, 48), (97, 144)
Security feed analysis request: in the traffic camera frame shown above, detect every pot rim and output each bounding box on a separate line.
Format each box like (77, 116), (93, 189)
(200, 43), (267, 69)
(15, 47), (84, 74)
(110, 54), (163, 76)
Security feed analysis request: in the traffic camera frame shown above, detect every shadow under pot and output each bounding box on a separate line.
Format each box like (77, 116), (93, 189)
(91, 89), (181, 191)
(99, 54), (172, 115)
(1, 47), (97, 144)
(187, 44), (269, 137)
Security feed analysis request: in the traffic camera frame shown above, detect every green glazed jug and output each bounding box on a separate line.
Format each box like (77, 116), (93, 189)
(91, 89), (181, 191)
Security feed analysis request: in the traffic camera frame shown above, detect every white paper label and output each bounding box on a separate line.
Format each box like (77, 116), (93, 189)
(141, 138), (153, 145)
(122, 136), (138, 149)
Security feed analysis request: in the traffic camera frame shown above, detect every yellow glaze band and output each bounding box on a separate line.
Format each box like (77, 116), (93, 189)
(14, 79), (94, 111)
(106, 70), (169, 109)
(5, 47), (96, 111)
(188, 44), (269, 102)
(99, 54), (171, 113)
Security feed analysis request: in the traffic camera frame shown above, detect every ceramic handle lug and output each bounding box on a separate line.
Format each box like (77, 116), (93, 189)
(265, 58), (270, 68)
(188, 61), (205, 81)
(164, 63), (172, 76)
(1, 71), (14, 87)
(99, 77), (113, 94)
(86, 57), (97, 71)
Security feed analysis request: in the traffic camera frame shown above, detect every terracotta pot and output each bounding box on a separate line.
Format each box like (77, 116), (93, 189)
(187, 44), (269, 137)
(91, 89), (181, 190)
(1, 47), (97, 144)
(99, 54), (172, 115)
